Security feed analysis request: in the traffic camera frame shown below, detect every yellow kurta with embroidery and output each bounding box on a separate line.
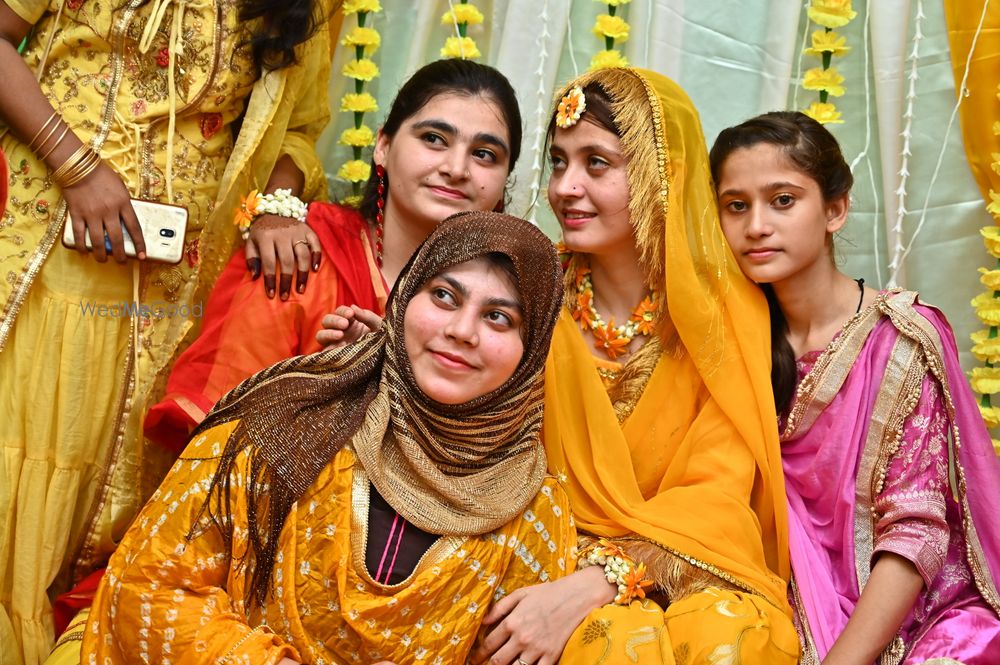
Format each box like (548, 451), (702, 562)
(81, 421), (576, 665)
(0, 0), (331, 661)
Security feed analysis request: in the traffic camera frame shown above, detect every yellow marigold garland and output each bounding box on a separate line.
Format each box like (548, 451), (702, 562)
(337, 1), (382, 202)
(802, 0), (856, 125)
(970, 85), (1000, 448)
(590, 0), (631, 70)
(441, 1), (483, 60)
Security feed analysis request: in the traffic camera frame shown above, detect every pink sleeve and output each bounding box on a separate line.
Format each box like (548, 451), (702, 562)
(872, 373), (951, 587)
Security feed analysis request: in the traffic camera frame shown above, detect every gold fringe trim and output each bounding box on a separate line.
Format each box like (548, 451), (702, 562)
(605, 336), (662, 423)
(553, 67), (665, 316)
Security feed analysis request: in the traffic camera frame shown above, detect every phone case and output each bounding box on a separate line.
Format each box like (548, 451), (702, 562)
(62, 199), (188, 264)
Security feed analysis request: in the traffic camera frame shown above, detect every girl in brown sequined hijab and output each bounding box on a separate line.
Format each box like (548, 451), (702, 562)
(82, 211), (575, 665)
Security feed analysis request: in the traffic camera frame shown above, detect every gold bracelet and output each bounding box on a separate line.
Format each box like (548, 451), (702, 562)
(50, 144), (90, 183)
(33, 119), (63, 158)
(57, 150), (101, 189)
(26, 111), (57, 153)
(51, 145), (101, 188)
(38, 124), (71, 163)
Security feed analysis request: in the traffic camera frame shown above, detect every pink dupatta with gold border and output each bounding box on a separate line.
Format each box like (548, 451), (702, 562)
(781, 291), (1000, 662)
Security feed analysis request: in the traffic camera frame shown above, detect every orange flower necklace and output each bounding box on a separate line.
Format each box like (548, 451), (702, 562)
(571, 265), (658, 360)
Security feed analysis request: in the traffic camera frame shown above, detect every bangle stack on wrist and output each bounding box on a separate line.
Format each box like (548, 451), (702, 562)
(50, 144), (101, 189)
(577, 537), (653, 605)
(233, 187), (308, 240)
(30, 111), (89, 182)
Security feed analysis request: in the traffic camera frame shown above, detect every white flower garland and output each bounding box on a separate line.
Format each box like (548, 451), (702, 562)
(235, 188), (308, 240)
(256, 188), (307, 222)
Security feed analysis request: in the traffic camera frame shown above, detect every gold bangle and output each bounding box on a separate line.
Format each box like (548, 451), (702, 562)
(50, 145), (95, 187)
(33, 119), (63, 158)
(57, 150), (101, 189)
(38, 124), (71, 163)
(26, 111), (57, 153)
(50, 144), (90, 182)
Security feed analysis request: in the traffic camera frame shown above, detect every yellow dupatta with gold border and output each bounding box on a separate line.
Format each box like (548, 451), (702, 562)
(541, 68), (790, 612)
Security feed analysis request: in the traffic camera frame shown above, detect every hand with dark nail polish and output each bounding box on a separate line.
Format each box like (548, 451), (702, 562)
(247, 257), (261, 280)
(264, 274), (276, 299)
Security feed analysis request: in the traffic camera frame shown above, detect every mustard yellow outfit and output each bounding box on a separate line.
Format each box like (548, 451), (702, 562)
(81, 212), (575, 665)
(0, 0), (331, 660)
(81, 423), (574, 665)
(543, 69), (798, 664)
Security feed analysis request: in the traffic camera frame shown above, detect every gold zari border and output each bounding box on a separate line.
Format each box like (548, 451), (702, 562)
(783, 290), (1000, 661)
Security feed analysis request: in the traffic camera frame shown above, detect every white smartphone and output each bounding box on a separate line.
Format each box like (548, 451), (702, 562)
(62, 199), (188, 264)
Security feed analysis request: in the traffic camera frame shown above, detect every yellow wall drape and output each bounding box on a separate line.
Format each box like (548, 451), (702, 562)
(944, 0), (1000, 215)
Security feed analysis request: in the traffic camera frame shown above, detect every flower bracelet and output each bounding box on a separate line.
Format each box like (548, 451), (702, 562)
(576, 537), (653, 605)
(233, 188), (308, 240)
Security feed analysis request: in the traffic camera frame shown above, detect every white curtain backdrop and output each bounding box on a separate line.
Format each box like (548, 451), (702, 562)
(316, 0), (994, 369)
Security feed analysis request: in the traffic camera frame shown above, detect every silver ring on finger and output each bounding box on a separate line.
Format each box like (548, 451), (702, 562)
(516, 659), (530, 665)
(293, 240), (310, 248)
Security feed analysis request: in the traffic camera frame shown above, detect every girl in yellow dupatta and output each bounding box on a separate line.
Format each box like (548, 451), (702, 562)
(473, 68), (798, 665)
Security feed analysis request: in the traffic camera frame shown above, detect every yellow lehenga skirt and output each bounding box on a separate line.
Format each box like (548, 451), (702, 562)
(0, 247), (136, 665)
(0, 1), (260, 661)
(562, 589), (799, 665)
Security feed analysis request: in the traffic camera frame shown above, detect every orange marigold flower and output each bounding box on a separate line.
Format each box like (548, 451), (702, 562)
(234, 189), (260, 230)
(593, 324), (630, 359)
(621, 562), (654, 601)
(593, 538), (627, 559)
(243, 189), (260, 215)
(630, 295), (658, 336)
(556, 86), (587, 128)
(573, 291), (595, 330)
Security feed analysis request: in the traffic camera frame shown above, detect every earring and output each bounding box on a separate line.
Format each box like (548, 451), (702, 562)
(375, 164), (385, 268)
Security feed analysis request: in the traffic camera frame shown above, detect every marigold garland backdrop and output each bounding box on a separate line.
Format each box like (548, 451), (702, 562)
(317, 0), (1000, 433)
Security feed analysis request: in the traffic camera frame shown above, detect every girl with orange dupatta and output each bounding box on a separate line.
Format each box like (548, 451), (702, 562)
(145, 60), (522, 454)
(81, 212), (574, 665)
(471, 68), (798, 665)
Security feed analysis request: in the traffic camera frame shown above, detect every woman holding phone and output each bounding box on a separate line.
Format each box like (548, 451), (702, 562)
(0, 0), (333, 659)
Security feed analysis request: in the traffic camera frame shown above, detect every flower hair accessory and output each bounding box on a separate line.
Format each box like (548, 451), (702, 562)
(233, 188), (308, 240)
(555, 86), (587, 129)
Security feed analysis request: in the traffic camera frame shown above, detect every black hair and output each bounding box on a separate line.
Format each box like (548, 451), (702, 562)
(240, 0), (321, 71)
(359, 59), (523, 222)
(709, 111), (853, 414)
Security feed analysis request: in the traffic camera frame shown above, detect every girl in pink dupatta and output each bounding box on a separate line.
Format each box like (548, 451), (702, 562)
(710, 111), (1000, 665)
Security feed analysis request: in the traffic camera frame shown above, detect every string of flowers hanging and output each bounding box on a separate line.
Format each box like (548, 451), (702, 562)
(801, 0), (857, 125)
(441, 1), (483, 59)
(969, 93), (1000, 453)
(590, 0), (630, 70)
(337, 0), (383, 206)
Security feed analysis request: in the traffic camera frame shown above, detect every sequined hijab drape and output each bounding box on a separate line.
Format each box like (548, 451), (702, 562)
(543, 68), (791, 610)
(198, 211), (563, 543)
